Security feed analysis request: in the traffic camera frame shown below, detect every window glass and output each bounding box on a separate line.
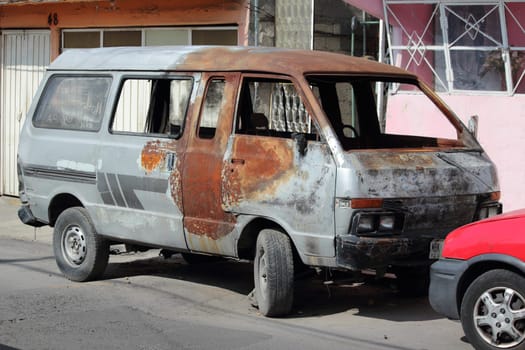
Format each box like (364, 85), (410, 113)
(385, 1), (525, 94)
(236, 78), (318, 139)
(63, 31), (100, 49)
(386, 3), (445, 91)
(144, 29), (190, 46)
(198, 79), (225, 139)
(103, 30), (141, 47)
(33, 76), (111, 131)
(62, 27), (237, 50)
(446, 5), (504, 91)
(192, 29), (237, 45)
(113, 78), (192, 137)
(505, 4), (525, 93)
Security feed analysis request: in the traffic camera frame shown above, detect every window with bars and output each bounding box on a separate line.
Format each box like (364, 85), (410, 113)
(385, 1), (525, 94)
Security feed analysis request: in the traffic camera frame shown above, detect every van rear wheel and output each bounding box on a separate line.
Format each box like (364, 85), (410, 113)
(53, 207), (109, 282)
(253, 229), (294, 317)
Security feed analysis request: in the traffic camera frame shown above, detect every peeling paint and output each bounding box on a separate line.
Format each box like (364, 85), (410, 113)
(56, 160), (95, 172)
(140, 139), (183, 211)
(140, 140), (175, 173)
(222, 136), (295, 207)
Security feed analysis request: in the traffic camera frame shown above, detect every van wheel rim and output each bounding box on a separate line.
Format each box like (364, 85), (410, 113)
(473, 286), (525, 348)
(62, 225), (87, 266)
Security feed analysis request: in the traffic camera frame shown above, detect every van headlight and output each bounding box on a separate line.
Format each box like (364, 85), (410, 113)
(477, 203), (502, 220)
(351, 212), (404, 236)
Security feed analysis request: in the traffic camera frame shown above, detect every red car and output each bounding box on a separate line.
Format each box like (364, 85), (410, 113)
(430, 209), (525, 350)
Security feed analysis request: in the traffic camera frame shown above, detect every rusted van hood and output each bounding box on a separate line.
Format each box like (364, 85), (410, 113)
(337, 150), (499, 199)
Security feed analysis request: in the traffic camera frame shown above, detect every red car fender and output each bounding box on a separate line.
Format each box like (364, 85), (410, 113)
(442, 209), (525, 261)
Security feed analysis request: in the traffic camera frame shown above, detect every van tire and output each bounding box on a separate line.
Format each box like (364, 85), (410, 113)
(254, 229), (294, 317)
(53, 207), (109, 282)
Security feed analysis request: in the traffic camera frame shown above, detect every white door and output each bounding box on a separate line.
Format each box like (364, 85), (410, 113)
(1, 30), (50, 195)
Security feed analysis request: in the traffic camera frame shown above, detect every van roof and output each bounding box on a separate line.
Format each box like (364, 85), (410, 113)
(50, 46), (414, 78)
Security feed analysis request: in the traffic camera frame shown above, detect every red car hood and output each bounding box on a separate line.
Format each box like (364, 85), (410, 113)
(442, 209), (525, 260)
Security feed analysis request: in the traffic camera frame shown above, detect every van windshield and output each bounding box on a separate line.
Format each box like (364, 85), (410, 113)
(307, 75), (466, 151)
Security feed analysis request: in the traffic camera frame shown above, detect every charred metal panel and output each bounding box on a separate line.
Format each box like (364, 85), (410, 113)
(50, 47), (415, 81)
(336, 235), (430, 271)
(181, 73), (239, 257)
(338, 151), (498, 199)
(333, 149), (499, 271)
(222, 134), (337, 257)
(396, 196), (477, 232)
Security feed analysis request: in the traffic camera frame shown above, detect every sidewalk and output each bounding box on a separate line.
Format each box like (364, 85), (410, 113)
(0, 196), (53, 243)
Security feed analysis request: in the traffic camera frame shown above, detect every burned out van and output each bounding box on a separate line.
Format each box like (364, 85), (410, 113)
(17, 46), (501, 316)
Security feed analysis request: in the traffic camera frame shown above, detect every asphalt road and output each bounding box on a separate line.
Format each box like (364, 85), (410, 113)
(0, 236), (473, 350)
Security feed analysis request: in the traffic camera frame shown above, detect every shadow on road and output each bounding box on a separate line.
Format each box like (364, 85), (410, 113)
(0, 344), (21, 350)
(102, 253), (443, 322)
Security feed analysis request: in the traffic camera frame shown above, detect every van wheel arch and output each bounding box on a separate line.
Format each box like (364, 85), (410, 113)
(48, 193), (84, 227)
(237, 218), (299, 260)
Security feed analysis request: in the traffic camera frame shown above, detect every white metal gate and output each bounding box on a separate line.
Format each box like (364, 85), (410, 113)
(1, 30), (50, 195)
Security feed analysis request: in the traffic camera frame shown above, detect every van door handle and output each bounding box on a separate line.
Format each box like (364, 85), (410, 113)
(231, 158), (245, 165)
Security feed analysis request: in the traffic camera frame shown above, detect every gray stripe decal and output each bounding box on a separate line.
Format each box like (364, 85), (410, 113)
(106, 173), (126, 207)
(118, 174), (168, 210)
(96, 172), (115, 206)
(23, 165), (96, 184)
(96, 173), (168, 211)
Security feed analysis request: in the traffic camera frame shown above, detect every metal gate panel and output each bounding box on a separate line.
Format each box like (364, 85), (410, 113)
(1, 30), (50, 195)
(275, 0), (314, 49)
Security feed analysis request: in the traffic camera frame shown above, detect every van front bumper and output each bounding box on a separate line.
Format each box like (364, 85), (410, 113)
(335, 234), (432, 271)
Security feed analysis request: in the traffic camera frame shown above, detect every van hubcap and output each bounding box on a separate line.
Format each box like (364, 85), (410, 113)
(62, 225), (87, 266)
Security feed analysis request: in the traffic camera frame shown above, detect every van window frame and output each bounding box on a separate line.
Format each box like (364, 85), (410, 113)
(108, 73), (194, 139)
(197, 76), (227, 140)
(32, 74), (113, 133)
(233, 73), (324, 142)
(305, 74), (469, 151)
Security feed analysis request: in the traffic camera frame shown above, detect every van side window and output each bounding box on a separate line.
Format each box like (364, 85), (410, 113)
(112, 78), (192, 137)
(33, 76), (111, 131)
(236, 78), (318, 139)
(198, 79), (225, 139)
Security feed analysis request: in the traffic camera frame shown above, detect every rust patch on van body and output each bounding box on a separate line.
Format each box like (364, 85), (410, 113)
(222, 136), (295, 207)
(182, 148), (237, 241)
(140, 139), (183, 210)
(184, 218), (235, 241)
(141, 140), (176, 173)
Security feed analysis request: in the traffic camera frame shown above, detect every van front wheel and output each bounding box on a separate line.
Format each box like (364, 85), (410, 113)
(253, 229), (294, 317)
(53, 207), (109, 282)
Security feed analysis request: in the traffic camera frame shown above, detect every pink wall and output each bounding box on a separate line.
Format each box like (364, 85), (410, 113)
(388, 94), (525, 212)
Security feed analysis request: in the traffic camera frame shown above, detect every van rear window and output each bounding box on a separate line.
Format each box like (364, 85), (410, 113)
(33, 76), (111, 131)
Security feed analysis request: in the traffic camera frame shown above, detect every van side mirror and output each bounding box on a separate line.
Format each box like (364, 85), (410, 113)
(292, 132), (307, 156)
(468, 115), (478, 138)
